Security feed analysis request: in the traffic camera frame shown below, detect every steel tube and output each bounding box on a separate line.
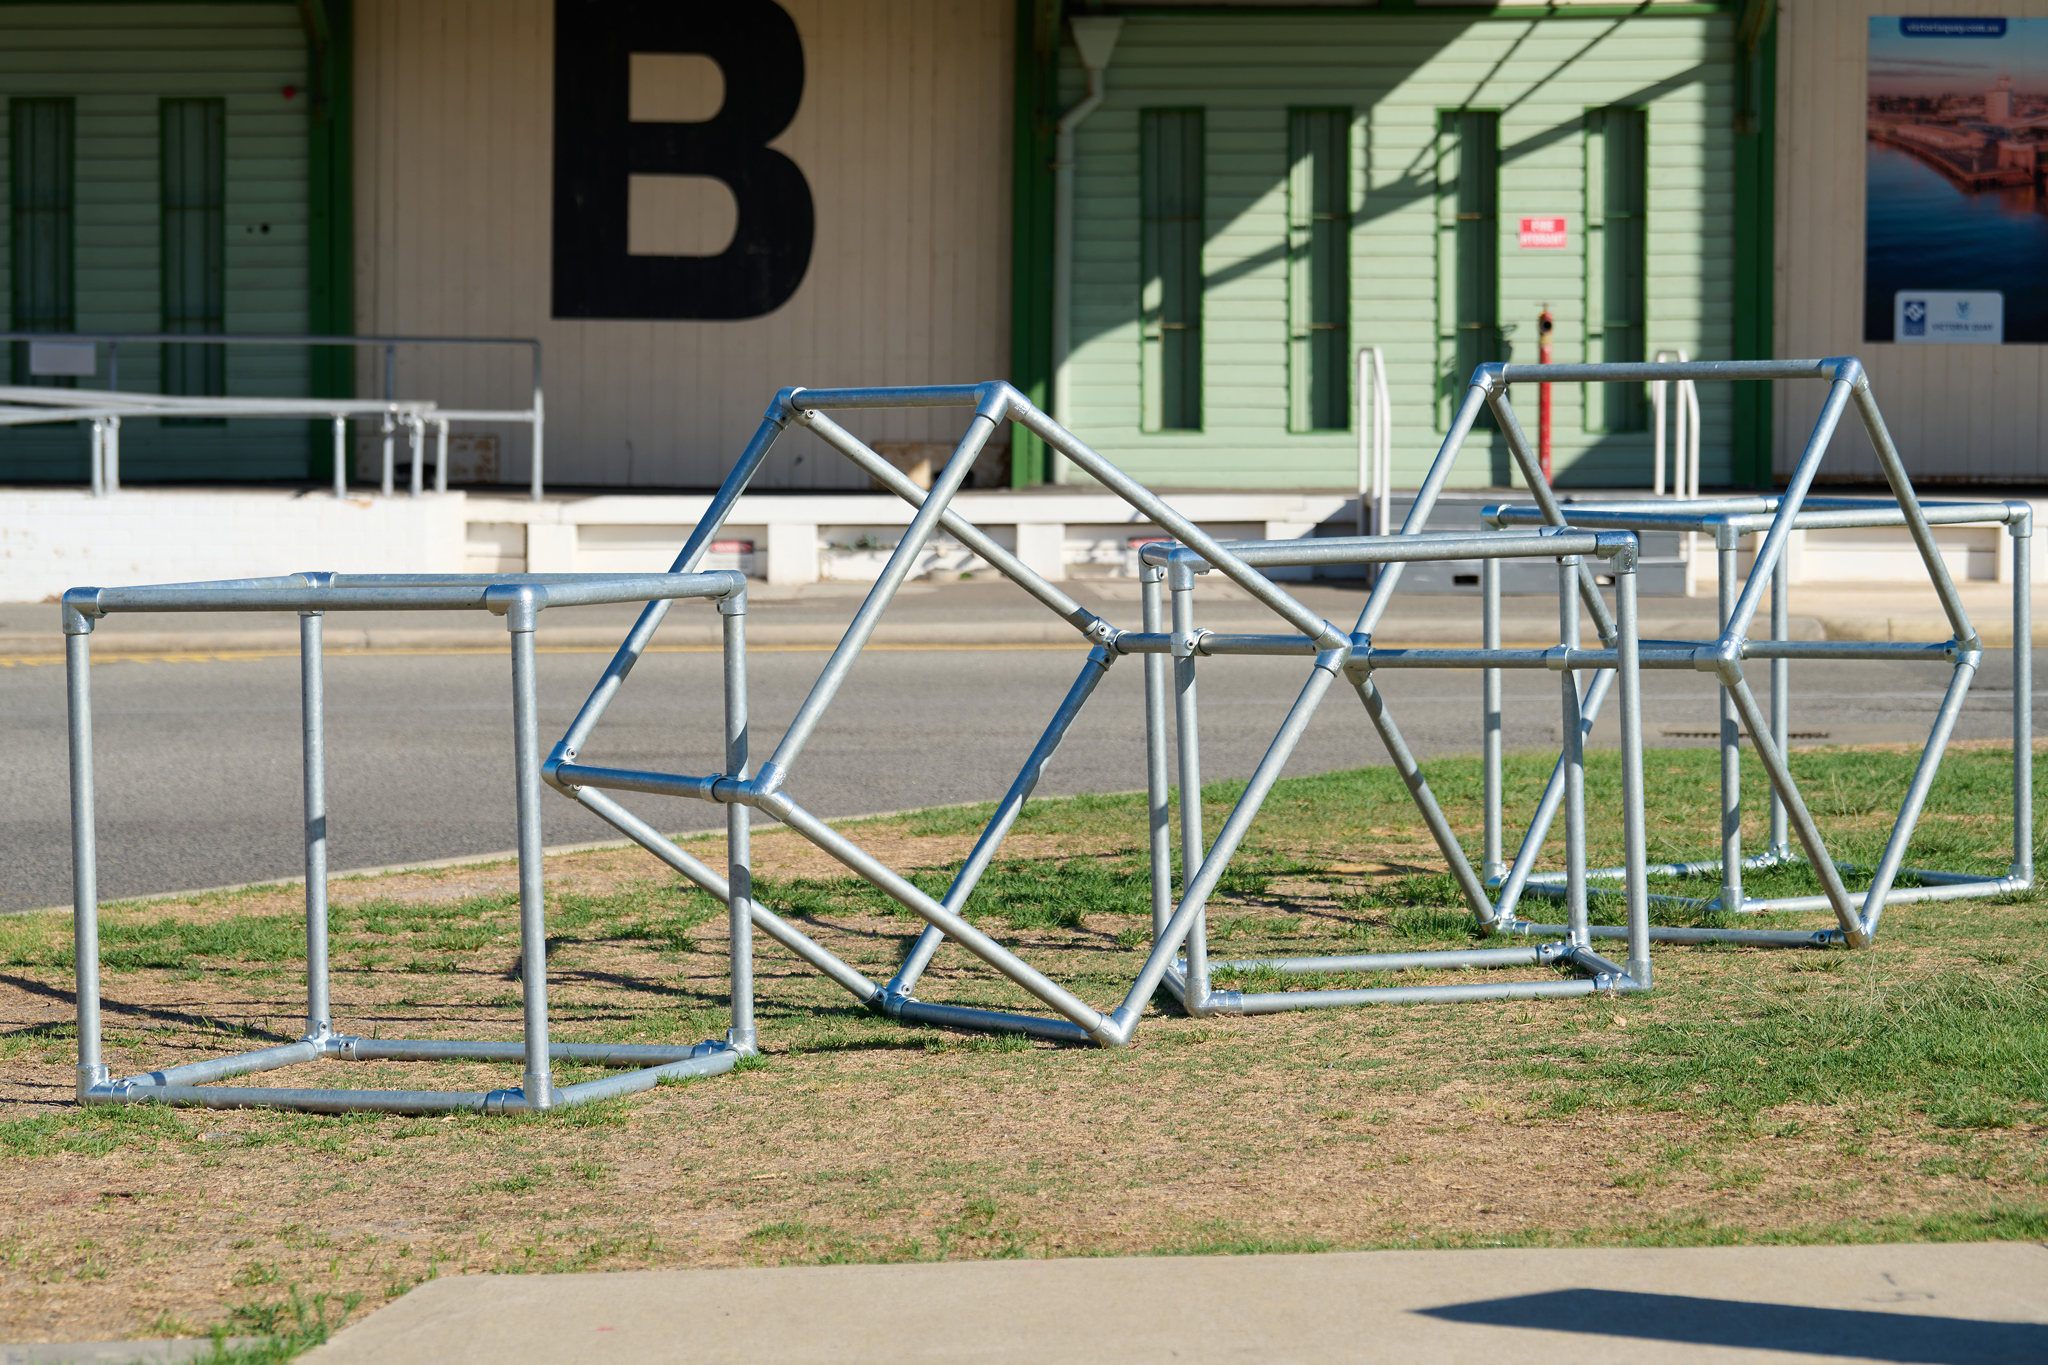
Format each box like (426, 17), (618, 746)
(723, 597), (755, 1053)
(345, 1040), (721, 1064)
(1559, 560), (1589, 948)
(555, 409), (787, 764)
(1353, 381), (1492, 634)
(892, 1000), (1093, 1045)
(889, 649), (1112, 997)
(331, 416), (347, 496)
(1718, 541), (1744, 913)
(799, 409), (1101, 635)
(99, 1086), (502, 1114)
(1143, 530), (1632, 570)
(1770, 555), (1790, 855)
(1723, 375), (1856, 642)
(1127, 659), (1345, 1026)
(506, 603), (553, 1109)
(1232, 979), (1603, 1013)
(1859, 654), (1979, 938)
(763, 796), (1109, 1037)
(549, 1050), (736, 1104)
(65, 618), (105, 1100)
(566, 784), (884, 1005)
(1483, 551), (1503, 880)
(1348, 668), (1496, 923)
(2014, 518), (2034, 887)
(1497, 358), (1836, 383)
(1213, 947), (1544, 974)
(1850, 383), (1978, 647)
(1742, 640), (1955, 661)
(1512, 920), (1838, 949)
(1172, 568), (1210, 999)
(1143, 567), (1173, 938)
(1012, 401), (1343, 649)
(1615, 563), (1651, 985)
(1725, 675), (1864, 943)
(760, 406), (1001, 784)
(300, 612), (330, 1037)
(118, 1040), (329, 1088)
(1487, 390), (1618, 644)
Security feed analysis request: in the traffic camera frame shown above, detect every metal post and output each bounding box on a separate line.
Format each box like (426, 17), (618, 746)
(301, 611), (331, 1038)
(105, 416), (120, 494)
(382, 344), (396, 498)
(88, 419), (104, 499)
(505, 593), (553, 1109)
(408, 416), (424, 499)
(332, 416), (348, 497)
(722, 592), (755, 1054)
(1142, 564), (1173, 939)
(2014, 519), (2034, 886)
(1171, 562), (1208, 1000)
(1482, 546), (1504, 881)
(435, 418), (449, 494)
(380, 413), (394, 498)
(1560, 557), (1589, 948)
(64, 609), (107, 1100)
(1769, 548), (1790, 857)
(1718, 534), (1743, 910)
(1616, 556), (1650, 985)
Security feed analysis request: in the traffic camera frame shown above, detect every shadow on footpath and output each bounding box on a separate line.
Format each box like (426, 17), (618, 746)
(1421, 1287), (2046, 1363)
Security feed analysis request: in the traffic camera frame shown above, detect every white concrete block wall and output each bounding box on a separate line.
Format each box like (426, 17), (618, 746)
(0, 490), (469, 601)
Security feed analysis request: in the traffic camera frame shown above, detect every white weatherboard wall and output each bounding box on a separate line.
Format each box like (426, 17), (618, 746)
(0, 4), (312, 482)
(1775, 0), (2048, 482)
(351, 0), (1014, 491)
(1062, 12), (1736, 492)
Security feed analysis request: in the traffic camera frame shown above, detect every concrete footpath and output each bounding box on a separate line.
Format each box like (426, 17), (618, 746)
(0, 575), (2026, 655)
(298, 1242), (2048, 1364)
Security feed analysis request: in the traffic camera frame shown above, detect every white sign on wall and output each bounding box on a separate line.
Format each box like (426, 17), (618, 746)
(1894, 290), (2004, 344)
(28, 341), (95, 377)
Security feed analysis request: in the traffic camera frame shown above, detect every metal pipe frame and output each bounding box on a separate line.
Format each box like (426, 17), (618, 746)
(63, 571), (752, 1114)
(538, 381), (1397, 1048)
(1472, 363), (2030, 946)
(1140, 531), (1653, 1015)
(1485, 497), (2032, 939)
(0, 326), (546, 501)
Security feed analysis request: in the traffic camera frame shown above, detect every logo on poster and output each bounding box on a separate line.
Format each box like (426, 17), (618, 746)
(1893, 291), (2003, 344)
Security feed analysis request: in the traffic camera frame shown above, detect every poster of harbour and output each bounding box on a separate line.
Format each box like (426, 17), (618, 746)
(1867, 17), (2048, 344)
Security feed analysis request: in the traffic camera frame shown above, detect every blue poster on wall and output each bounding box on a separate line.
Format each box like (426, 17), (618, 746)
(1867, 17), (2048, 343)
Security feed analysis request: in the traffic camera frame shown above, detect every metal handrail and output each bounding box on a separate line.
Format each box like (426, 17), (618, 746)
(1649, 348), (1705, 594)
(1354, 346), (1391, 537)
(0, 331), (544, 501)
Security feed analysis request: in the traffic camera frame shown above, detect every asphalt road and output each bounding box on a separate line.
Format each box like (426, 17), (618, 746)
(1, 642), (2030, 912)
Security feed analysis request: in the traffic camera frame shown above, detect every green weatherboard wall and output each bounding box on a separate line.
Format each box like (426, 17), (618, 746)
(1058, 11), (1737, 492)
(0, 3), (311, 483)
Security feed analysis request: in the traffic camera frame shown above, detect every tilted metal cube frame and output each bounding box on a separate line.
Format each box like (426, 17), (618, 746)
(1480, 494), (2032, 945)
(1135, 529), (1654, 1014)
(1425, 355), (2018, 951)
(63, 571), (753, 1114)
(545, 381), (1597, 1046)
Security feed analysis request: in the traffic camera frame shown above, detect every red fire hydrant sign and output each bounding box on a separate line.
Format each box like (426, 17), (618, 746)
(1518, 216), (1569, 249)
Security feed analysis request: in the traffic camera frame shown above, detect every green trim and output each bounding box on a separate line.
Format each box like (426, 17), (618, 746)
(306, 0), (352, 479)
(1731, 5), (1773, 488)
(1009, 0), (1057, 485)
(1087, 4), (1738, 18)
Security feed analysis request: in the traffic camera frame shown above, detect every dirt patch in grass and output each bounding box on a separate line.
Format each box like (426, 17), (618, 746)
(1, 745), (2043, 1344)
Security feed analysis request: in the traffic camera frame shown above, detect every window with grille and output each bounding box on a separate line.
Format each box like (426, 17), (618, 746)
(10, 97), (75, 386)
(161, 98), (227, 404)
(1587, 105), (1648, 432)
(1288, 108), (1351, 432)
(1141, 108), (1202, 433)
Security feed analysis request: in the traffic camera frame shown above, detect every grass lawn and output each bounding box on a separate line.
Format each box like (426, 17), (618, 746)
(0, 741), (2042, 1353)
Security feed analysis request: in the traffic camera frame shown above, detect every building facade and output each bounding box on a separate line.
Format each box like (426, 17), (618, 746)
(0, 1), (2038, 491)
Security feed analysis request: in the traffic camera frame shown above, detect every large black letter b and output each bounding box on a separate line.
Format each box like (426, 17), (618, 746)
(553, 0), (813, 320)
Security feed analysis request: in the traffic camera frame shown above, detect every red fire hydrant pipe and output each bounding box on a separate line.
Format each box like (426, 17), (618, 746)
(1537, 307), (1554, 483)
